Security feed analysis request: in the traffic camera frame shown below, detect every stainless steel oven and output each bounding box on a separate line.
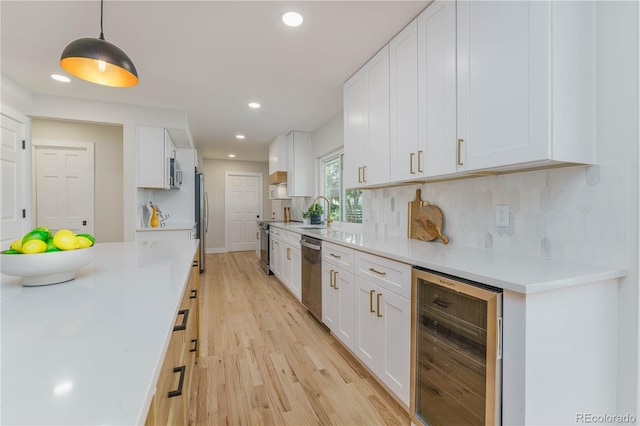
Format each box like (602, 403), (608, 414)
(258, 222), (272, 275)
(411, 267), (502, 426)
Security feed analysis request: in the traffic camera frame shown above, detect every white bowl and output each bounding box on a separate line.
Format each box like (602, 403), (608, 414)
(1, 246), (95, 286)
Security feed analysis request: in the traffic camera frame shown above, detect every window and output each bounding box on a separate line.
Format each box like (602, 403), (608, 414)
(321, 152), (362, 224)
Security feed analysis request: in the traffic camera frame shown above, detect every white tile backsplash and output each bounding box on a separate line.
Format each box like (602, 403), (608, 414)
(363, 162), (629, 269)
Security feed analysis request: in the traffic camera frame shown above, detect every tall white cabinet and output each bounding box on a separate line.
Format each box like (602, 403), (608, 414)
(457, 0), (595, 171)
(137, 126), (175, 189)
(343, 46), (390, 189)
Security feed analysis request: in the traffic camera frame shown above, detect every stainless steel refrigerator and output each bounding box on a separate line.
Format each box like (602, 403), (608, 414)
(195, 171), (208, 273)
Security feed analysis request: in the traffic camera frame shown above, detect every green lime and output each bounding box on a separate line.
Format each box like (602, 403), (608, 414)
(22, 228), (51, 245)
(76, 233), (96, 245)
(1, 249), (20, 254)
(46, 238), (61, 252)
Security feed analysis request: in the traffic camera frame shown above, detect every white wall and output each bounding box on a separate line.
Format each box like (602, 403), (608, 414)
(11, 92), (192, 241)
(202, 158), (269, 252)
(31, 118), (124, 242)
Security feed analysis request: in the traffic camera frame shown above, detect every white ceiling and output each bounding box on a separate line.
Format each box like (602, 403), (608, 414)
(1, 1), (428, 161)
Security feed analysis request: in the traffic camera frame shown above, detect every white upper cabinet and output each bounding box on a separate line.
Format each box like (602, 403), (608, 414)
(418, 1), (458, 177)
(389, 19), (419, 182)
(457, 0), (595, 172)
(346, 1), (595, 186)
(344, 46), (390, 189)
(137, 126), (175, 189)
(286, 130), (313, 197)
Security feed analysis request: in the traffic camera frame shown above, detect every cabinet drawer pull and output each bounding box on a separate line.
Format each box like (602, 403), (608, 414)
(410, 152), (415, 174)
(368, 267), (387, 276)
(457, 138), (464, 166)
(190, 338), (198, 353)
(376, 293), (382, 318)
(333, 271), (339, 290)
(329, 253), (341, 259)
(330, 269), (335, 288)
(362, 166), (367, 183)
(168, 366), (186, 398)
(287, 247), (291, 260)
(190, 289), (197, 299)
(173, 309), (189, 332)
(418, 150), (424, 173)
(192, 260), (198, 267)
(358, 166), (362, 183)
(369, 290), (375, 313)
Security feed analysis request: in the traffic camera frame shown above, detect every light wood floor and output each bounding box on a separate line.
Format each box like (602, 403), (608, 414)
(194, 251), (411, 426)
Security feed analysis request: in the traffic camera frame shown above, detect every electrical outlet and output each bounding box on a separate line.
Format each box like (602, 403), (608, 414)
(496, 205), (510, 227)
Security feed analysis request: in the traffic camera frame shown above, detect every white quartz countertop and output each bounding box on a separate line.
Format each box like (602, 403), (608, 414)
(271, 223), (627, 294)
(136, 221), (195, 231)
(1, 240), (199, 425)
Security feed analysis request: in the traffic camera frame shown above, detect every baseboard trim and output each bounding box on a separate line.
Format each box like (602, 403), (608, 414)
(207, 247), (228, 254)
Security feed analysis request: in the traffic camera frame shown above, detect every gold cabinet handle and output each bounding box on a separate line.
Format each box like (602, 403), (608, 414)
(330, 269), (335, 288)
(418, 150), (424, 173)
(362, 166), (367, 183)
(333, 271), (339, 290)
(358, 166), (362, 183)
(410, 152), (415, 174)
(369, 290), (375, 313)
(329, 253), (341, 259)
(368, 267), (387, 276)
(457, 138), (464, 166)
(286, 247), (291, 260)
(376, 293), (382, 317)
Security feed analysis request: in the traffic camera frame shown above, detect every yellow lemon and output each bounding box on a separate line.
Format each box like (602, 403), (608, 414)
(10, 239), (23, 253)
(21, 239), (47, 254)
(77, 236), (93, 249)
(53, 230), (80, 250)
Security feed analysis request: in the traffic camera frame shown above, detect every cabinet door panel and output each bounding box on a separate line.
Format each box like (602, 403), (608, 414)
(334, 268), (355, 352)
(354, 277), (379, 372)
(290, 246), (301, 301)
(365, 46), (390, 186)
(322, 262), (338, 330)
(457, 0), (549, 171)
(379, 291), (411, 405)
(390, 19), (419, 182)
(418, 0), (457, 177)
(343, 69), (367, 189)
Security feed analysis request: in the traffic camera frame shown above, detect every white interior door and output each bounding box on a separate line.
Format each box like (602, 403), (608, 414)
(1, 114), (28, 249)
(225, 172), (262, 252)
(33, 140), (94, 235)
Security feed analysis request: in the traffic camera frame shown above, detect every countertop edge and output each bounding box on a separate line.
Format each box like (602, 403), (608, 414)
(136, 241), (199, 425)
(269, 223), (628, 294)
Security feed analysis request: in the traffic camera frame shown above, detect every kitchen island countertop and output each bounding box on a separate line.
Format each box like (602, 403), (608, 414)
(0, 239), (199, 425)
(270, 223), (627, 294)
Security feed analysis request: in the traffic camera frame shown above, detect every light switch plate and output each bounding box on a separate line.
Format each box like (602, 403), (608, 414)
(496, 205), (509, 227)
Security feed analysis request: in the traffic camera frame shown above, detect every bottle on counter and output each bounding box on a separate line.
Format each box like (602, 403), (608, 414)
(150, 206), (159, 228)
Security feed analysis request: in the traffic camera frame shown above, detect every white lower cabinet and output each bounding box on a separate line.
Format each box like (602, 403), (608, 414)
(271, 228), (301, 301)
(322, 263), (355, 351)
(354, 252), (411, 406)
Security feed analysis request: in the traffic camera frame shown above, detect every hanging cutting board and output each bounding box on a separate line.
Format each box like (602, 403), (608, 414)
(415, 205), (449, 244)
(408, 189), (428, 239)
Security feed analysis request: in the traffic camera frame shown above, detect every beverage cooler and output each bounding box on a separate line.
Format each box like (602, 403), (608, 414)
(411, 267), (503, 426)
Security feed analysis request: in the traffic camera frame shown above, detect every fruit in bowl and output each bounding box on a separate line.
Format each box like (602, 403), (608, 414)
(1, 227), (96, 286)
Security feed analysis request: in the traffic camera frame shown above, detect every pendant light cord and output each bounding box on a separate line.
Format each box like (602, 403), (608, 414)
(99, 0), (105, 41)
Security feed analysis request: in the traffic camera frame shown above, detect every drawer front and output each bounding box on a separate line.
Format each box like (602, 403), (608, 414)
(322, 241), (354, 273)
(355, 251), (411, 299)
(271, 228), (301, 247)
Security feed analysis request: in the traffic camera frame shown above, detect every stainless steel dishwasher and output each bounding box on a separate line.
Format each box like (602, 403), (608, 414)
(300, 235), (322, 322)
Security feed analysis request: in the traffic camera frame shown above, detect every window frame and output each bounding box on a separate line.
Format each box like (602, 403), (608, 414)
(318, 149), (363, 226)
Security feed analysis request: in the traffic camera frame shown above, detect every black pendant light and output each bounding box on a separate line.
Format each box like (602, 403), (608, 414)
(60, 0), (138, 87)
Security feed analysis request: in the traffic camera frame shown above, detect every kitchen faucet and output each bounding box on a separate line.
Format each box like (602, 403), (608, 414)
(310, 196), (334, 227)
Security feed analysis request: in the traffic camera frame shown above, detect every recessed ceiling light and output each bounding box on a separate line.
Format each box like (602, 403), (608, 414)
(51, 74), (70, 83)
(282, 11), (303, 27)
(228, 154), (236, 158)
(235, 134), (245, 140)
(248, 102), (261, 109)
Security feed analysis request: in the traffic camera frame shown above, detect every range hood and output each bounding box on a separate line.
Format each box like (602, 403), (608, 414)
(269, 171), (287, 185)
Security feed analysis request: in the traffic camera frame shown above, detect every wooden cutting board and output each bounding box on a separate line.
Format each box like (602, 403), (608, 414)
(415, 205), (449, 244)
(407, 189), (428, 239)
